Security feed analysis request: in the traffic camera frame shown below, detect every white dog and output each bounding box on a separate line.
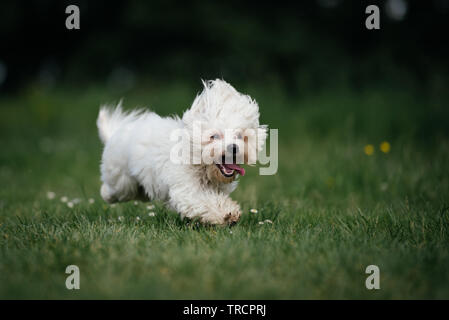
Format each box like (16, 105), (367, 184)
(97, 79), (266, 225)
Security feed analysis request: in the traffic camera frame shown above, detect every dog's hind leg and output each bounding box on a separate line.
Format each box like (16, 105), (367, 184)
(100, 183), (118, 203)
(100, 173), (141, 203)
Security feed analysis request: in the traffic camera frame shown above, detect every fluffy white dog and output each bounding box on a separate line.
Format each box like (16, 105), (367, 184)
(97, 79), (266, 225)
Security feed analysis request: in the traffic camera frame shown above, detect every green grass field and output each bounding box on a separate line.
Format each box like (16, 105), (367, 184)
(1, 81), (448, 299)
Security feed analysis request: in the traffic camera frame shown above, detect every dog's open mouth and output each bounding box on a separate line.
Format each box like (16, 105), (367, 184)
(215, 163), (245, 177)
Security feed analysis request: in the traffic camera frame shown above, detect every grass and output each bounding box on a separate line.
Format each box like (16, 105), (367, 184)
(0, 80), (448, 299)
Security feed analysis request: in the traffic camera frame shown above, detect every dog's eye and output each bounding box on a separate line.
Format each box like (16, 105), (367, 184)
(210, 134), (220, 140)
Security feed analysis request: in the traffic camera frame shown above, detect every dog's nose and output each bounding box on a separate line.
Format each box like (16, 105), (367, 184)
(227, 143), (239, 155)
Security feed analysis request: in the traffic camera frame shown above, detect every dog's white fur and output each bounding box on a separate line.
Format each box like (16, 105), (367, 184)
(97, 79), (266, 225)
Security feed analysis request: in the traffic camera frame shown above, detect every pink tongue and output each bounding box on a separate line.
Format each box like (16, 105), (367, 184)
(223, 164), (245, 176)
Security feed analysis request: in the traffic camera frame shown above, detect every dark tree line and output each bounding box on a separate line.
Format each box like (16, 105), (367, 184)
(1, 0), (448, 92)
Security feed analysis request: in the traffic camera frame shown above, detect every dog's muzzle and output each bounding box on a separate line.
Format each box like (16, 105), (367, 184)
(215, 152), (245, 177)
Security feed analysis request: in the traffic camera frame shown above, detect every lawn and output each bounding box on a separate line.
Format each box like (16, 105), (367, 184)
(0, 81), (448, 299)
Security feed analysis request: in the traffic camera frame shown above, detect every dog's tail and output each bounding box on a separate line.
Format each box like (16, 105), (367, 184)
(97, 101), (126, 144)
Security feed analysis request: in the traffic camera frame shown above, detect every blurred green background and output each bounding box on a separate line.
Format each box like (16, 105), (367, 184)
(1, 0), (449, 95)
(0, 0), (449, 299)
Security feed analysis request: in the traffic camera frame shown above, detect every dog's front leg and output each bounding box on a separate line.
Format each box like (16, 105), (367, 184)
(168, 184), (241, 225)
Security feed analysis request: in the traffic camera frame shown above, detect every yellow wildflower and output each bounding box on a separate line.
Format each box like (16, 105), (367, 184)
(380, 141), (391, 153)
(364, 144), (374, 156)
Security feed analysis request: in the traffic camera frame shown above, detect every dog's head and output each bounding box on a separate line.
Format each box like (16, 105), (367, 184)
(182, 79), (267, 184)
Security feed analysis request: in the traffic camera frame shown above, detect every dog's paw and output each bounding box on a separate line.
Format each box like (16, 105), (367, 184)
(223, 210), (241, 226)
(181, 195), (242, 226)
(199, 207), (241, 226)
(100, 184), (117, 203)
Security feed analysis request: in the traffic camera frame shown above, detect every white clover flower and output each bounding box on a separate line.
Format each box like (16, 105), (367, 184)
(134, 201), (139, 205)
(148, 212), (155, 217)
(250, 208), (258, 214)
(146, 204), (155, 210)
(264, 219), (273, 224)
(67, 202), (74, 208)
(46, 191), (55, 200)
(258, 221), (264, 225)
(136, 216), (141, 221)
(229, 231), (233, 234)
(60, 196), (68, 203)
(88, 198), (95, 204)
